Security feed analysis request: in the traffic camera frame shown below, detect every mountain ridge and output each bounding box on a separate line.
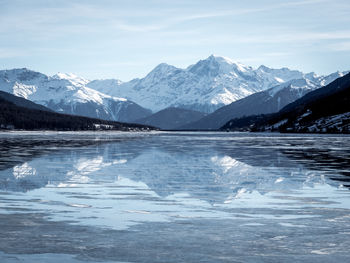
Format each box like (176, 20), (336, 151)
(177, 72), (345, 130)
(1, 56), (348, 125)
(87, 55), (346, 113)
(221, 73), (350, 133)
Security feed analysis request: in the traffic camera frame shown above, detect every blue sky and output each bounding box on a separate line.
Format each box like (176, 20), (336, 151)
(1, 0), (349, 80)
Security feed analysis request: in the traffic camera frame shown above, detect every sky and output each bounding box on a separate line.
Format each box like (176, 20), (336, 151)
(0, 0), (350, 81)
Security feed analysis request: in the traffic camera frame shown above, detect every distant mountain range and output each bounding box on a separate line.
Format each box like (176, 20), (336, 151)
(221, 73), (350, 133)
(88, 55), (335, 113)
(0, 55), (348, 131)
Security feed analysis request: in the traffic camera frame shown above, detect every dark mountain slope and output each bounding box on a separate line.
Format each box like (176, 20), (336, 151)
(0, 90), (53, 112)
(221, 73), (350, 133)
(180, 83), (313, 130)
(135, 107), (206, 130)
(0, 97), (154, 131)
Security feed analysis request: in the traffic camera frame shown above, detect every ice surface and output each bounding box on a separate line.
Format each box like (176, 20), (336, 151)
(0, 132), (350, 262)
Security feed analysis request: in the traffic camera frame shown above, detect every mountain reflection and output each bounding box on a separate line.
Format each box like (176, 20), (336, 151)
(0, 133), (145, 191)
(0, 132), (347, 202)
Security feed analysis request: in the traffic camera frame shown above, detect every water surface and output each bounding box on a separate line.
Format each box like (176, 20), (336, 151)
(0, 131), (350, 262)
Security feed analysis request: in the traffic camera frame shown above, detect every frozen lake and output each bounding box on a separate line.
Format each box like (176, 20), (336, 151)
(0, 131), (350, 262)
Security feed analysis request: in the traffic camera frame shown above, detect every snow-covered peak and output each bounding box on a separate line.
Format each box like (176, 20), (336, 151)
(0, 68), (47, 83)
(208, 55), (250, 72)
(320, 71), (347, 86)
(256, 65), (304, 82)
(304, 72), (318, 80)
(146, 63), (179, 78)
(255, 65), (306, 91)
(209, 54), (234, 63)
(267, 72), (342, 97)
(187, 55), (251, 77)
(52, 72), (89, 87)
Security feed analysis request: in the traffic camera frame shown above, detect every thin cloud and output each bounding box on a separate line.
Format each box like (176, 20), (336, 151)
(0, 0), (343, 36)
(146, 30), (350, 47)
(104, 0), (339, 33)
(328, 41), (350, 51)
(166, 0), (332, 25)
(0, 48), (29, 58)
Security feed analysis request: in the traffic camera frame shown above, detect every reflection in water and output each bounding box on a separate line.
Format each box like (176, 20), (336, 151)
(0, 132), (350, 262)
(13, 162), (37, 179)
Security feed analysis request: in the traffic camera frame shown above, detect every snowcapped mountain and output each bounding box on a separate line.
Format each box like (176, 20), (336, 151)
(221, 72), (350, 133)
(2, 57), (347, 122)
(268, 71), (346, 97)
(87, 55), (328, 113)
(180, 72), (345, 130)
(0, 68), (151, 122)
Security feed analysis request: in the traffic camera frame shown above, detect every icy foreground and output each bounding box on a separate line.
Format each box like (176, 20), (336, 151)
(0, 132), (350, 262)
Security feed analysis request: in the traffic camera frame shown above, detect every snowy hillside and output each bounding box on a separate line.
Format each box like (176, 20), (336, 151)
(0, 68), (151, 122)
(87, 55), (341, 113)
